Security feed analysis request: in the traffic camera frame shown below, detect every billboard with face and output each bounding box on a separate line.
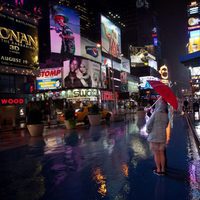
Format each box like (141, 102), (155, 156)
(188, 37), (200, 53)
(50, 5), (80, 56)
(101, 15), (121, 58)
(0, 13), (39, 68)
(81, 37), (101, 63)
(63, 57), (101, 88)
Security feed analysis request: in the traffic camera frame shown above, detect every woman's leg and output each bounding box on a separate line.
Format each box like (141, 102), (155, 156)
(154, 151), (161, 172)
(159, 150), (166, 173)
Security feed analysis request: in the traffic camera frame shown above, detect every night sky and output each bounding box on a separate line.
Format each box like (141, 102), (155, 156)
(153, 0), (190, 89)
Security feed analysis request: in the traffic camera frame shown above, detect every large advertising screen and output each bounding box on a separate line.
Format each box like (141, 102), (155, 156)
(102, 56), (121, 71)
(81, 37), (101, 63)
(188, 37), (200, 53)
(101, 15), (121, 58)
(36, 68), (62, 90)
(50, 5), (80, 56)
(139, 76), (159, 89)
(0, 13), (39, 68)
(121, 57), (130, 73)
(63, 57), (101, 89)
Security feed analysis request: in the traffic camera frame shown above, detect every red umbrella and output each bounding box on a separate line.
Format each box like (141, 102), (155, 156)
(148, 80), (178, 110)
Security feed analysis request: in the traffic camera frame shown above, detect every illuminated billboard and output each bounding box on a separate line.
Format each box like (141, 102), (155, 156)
(190, 30), (200, 38)
(50, 5), (80, 56)
(0, 13), (39, 68)
(63, 57), (101, 88)
(139, 76), (159, 89)
(101, 15), (121, 58)
(36, 68), (62, 90)
(128, 81), (139, 93)
(102, 56), (121, 71)
(81, 37), (101, 63)
(121, 57), (130, 73)
(188, 37), (200, 53)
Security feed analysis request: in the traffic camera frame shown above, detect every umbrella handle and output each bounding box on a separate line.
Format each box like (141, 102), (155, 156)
(149, 96), (162, 109)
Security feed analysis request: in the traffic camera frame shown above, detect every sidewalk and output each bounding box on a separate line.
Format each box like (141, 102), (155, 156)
(0, 113), (199, 199)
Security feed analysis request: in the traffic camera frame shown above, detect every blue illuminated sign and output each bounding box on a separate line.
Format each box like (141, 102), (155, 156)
(153, 38), (158, 46)
(190, 30), (200, 38)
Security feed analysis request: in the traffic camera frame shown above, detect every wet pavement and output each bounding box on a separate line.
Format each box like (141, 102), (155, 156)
(0, 113), (199, 200)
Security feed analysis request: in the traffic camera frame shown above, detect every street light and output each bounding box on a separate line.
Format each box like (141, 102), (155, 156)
(96, 43), (118, 114)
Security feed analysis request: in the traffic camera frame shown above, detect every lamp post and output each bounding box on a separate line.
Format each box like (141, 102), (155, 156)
(97, 43), (117, 114)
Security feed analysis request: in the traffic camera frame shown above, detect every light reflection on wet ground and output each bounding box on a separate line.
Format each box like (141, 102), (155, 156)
(0, 113), (198, 200)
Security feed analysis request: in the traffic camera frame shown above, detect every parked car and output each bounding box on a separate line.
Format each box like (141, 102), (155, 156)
(75, 106), (112, 124)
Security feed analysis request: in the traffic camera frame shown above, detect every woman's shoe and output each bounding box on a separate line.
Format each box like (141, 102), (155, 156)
(153, 169), (162, 176)
(153, 170), (166, 176)
(160, 171), (166, 176)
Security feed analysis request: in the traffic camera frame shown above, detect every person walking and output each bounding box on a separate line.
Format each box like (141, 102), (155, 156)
(146, 97), (169, 175)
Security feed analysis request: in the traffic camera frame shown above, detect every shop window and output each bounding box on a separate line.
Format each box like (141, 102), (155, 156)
(0, 75), (15, 93)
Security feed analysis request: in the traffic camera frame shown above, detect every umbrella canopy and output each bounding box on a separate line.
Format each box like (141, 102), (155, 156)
(148, 80), (178, 110)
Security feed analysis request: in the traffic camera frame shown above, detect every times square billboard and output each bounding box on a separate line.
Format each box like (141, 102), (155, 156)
(187, 1), (200, 53)
(63, 56), (101, 89)
(50, 4), (81, 56)
(0, 12), (39, 68)
(36, 68), (62, 90)
(101, 15), (121, 59)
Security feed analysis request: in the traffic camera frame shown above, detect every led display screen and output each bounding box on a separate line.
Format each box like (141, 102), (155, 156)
(0, 13), (39, 68)
(188, 37), (200, 53)
(139, 76), (159, 89)
(81, 37), (101, 63)
(101, 15), (121, 58)
(128, 81), (139, 93)
(36, 68), (62, 90)
(190, 30), (200, 38)
(63, 57), (101, 89)
(50, 5), (80, 56)
(121, 57), (130, 73)
(102, 56), (121, 71)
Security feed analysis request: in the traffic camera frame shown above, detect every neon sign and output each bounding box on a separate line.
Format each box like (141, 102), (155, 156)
(0, 98), (24, 105)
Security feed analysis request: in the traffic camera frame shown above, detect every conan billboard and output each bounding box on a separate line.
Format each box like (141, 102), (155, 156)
(0, 13), (39, 68)
(101, 15), (121, 58)
(50, 5), (81, 56)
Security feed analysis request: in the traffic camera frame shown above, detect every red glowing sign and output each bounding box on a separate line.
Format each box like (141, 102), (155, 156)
(101, 91), (118, 100)
(0, 98), (24, 105)
(37, 68), (62, 79)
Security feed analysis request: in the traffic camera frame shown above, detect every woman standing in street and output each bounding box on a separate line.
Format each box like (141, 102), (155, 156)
(146, 97), (169, 175)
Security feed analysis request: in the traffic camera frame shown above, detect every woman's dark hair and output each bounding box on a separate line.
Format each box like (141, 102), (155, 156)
(69, 57), (80, 66)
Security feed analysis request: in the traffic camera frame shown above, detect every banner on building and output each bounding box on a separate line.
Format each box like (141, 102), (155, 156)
(63, 57), (101, 88)
(0, 13), (39, 68)
(50, 5), (81, 56)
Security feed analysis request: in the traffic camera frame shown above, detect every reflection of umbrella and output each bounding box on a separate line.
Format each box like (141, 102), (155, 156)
(148, 80), (178, 110)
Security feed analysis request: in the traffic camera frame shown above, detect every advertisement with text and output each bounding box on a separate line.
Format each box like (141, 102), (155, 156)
(36, 68), (62, 90)
(0, 13), (39, 68)
(81, 37), (101, 63)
